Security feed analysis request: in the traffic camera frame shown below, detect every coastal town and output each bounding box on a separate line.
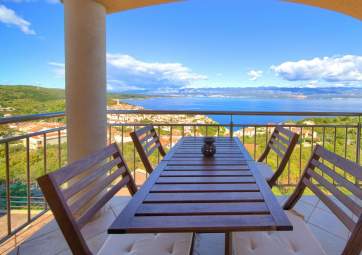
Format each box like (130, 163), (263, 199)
(1, 100), (320, 150)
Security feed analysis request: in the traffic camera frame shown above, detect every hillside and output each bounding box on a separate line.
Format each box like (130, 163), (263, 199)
(0, 85), (65, 115)
(0, 85), (150, 116)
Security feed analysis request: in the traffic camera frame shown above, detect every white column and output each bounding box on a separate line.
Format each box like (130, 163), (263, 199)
(64, 0), (107, 163)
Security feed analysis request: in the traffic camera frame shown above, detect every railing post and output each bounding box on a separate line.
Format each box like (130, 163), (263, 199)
(357, 117), (361, 166)
(230, 115), (234, 138)
(5, 142), (11, 236)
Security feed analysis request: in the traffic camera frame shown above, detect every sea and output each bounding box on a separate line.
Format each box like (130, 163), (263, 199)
(123, 97), (362, 125)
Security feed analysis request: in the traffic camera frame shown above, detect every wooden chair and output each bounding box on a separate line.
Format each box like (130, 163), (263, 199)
(37, 143), (193, 255)
(131, 125), (166, 174)
(257, 126), (299, 187)
(233, 145), (362, 255)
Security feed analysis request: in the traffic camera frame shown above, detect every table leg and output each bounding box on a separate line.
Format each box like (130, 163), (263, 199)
(225, 232), (232, 255)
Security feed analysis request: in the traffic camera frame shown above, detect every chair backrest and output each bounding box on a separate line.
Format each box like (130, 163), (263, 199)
(130, 125), (166, 174)
(284, 145), (362, 255)
(37, 143), (137, 255)
(258, 126), (299, 186)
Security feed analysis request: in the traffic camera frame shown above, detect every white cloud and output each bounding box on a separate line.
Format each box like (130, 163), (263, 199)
(49, 62), (65, 78)
(49, 54), (207, 91)
(271, 55), (362, 83)
(107, 54), (208, 89)
(247, 70), (263, 81)
(0, 4), (35, 35)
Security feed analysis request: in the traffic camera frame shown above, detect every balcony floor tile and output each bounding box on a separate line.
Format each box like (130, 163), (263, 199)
(307, 206), (350, 240)
(308, 223), (346, 255)
(293, 200), (316, 220)
(1, 195), (354, 255)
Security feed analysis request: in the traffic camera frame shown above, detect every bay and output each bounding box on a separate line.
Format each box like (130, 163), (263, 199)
(123, 97), (362, 125)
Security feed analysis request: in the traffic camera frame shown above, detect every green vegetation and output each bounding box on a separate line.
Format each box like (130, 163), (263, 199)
(0, 85), (151, 116)
(0, 85), (65, 115)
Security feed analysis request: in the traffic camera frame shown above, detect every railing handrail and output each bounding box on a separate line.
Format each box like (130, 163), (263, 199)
(108, 110), (362, 116)
(0, 127), (66, 144)
(1, 110), (362, 125)
(1, 122), (360, 145)
(0, 112), (65, 125)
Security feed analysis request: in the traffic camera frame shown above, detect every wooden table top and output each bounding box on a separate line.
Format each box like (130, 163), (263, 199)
(108, 137), (292, 234)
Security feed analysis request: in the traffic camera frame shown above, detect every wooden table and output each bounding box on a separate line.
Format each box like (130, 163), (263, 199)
(109, 137), (292, 255)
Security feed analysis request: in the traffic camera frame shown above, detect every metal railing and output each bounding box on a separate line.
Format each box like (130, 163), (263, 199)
(0, 110), (361, 243)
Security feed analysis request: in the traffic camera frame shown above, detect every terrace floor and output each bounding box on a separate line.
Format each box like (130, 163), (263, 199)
(0, 193), (354, 255)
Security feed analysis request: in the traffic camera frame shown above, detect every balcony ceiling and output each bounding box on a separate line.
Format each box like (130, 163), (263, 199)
(96, 0), (362, 20)
(288, 0), (362, 20)
(95, 0), (181, 13)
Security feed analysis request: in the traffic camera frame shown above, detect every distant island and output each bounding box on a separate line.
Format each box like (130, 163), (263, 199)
(152, 86), (362, 99)
(102, 84), (362, 99)
(2, 84), (362, 117)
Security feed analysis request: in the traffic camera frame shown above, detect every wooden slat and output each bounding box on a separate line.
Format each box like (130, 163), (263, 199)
(303, 178), (355, 231)
(139, 131), (155, 144)
(180, 145), (239, 148)
(311, 159), (362, 199)
(135, 125), (153, 136)
(167, 160), (247, 166)
(179, 145), (240, 148)
(136, 202), (268, 216)
(156, 176), (255, 184)
(70, 169), (129, 214)
(63, 158), (124, 200)
(77, 175), (131, 228)
(172, 153), (243, 158)
(270, 138), (287, 153)
(144, 136), (158, 151)
(276, 126), (294, 137)
(146, 143), (159, 157)
(144, 192), (264, 203)
(269, 142), (285, 158)
(165, 165), (250, 171)
(183, 138), (235, 141)
(161, 170), (252, 177)
(109, 215), (282, 234)
(273, 132), (289, 145)
(307, 169), (362, 217)
(151, 183), (259, 193)
(175, 150), (242, 154)
(177, 146), (240, 149)
(315, 145), (362, 180)
(51, 144), (117, 185)
(170, 157), (244, 161)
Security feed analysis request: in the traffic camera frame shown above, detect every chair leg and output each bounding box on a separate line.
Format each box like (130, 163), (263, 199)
(225, 232), (232, 255)
(189, 232), (196, 255)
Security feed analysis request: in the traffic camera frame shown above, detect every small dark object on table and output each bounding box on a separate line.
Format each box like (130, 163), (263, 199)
(202, 137), (216, 157)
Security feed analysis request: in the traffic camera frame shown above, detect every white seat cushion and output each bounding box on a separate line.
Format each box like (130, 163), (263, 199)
(97, 233), (193, 255)
(255, 162), (274, 181)
(232, 210), (327, 255)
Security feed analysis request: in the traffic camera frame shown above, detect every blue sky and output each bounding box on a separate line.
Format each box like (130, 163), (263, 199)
(0, 0), (362, 91)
